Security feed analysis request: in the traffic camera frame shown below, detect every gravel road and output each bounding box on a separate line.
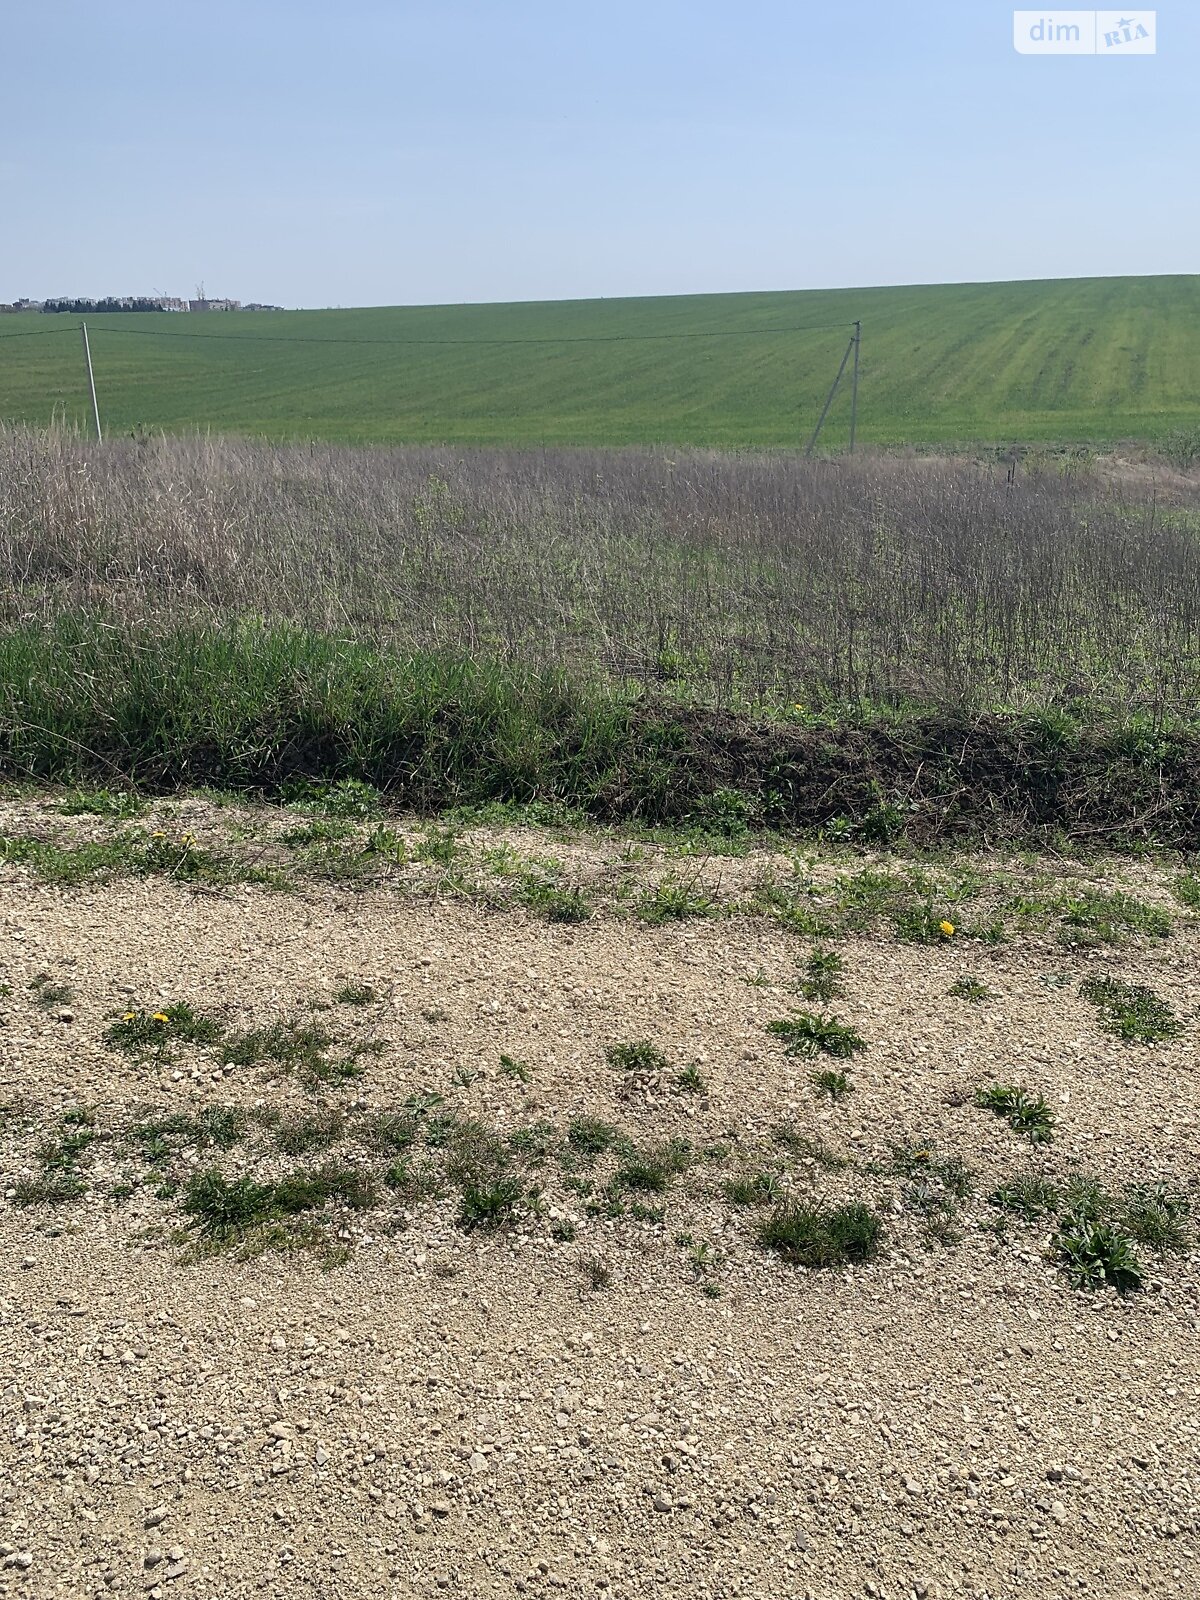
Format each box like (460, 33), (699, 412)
(2, 797), (1197, 1599)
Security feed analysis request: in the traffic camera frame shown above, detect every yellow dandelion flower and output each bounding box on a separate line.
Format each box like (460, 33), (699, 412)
(152, 830), (166, 839)
(122, 1011), (136, 1022)
(151, 1011), (170, 1024)
(939, 920), (955, 938)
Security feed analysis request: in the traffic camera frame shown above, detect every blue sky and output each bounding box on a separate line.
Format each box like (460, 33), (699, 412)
(4, 2), (1194, 307)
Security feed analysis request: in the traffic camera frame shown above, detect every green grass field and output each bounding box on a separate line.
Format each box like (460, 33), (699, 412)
(1, 274), (1198, 449)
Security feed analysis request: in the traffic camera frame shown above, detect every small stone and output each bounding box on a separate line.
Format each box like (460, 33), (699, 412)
(57, 1008), (75, 1023)
(652, 1493), (672, 1513)
(267, 1421), (294, 1440)
(793, 1530), (810, 1551)
(166, 1559), (188, 1580)
(3, 1553), (33, 1571)
(270, 1334), (286, 1353)
(1051, 1501), (1068, 1524)
(431, 1500), (452, 1518)
(468, 1451), (488, 1474)
(315, 1445), (329, 1467)
(144, 1507), (168, 1530)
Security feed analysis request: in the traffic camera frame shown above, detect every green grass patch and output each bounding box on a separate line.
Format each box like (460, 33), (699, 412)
(637, 873), (717, 924)
(1059, 890), (1172, 944)
(566, 1115), (621, 1157)
(724, 1169), (784, 1207)
(1079, 976), (1181, 1043)
(333, 982), (377, 1006)
(59, 788), (144, 818)
(182, 1161), (377, 1242)
(614, 1137), (691, 1194)
(767, 1012), (866, 1059)
(990, 1175), (1060, 1219)
(758, 1201), (882, 1269)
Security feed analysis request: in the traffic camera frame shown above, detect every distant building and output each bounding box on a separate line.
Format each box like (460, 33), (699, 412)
(189, 297), (241, 312)
(157, 296), (189, 312)
(243, 302), (284, 312)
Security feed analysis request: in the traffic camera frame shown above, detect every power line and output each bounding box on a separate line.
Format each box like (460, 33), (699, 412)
(74, 319), (856, 350)
(0, 326), (80, 340)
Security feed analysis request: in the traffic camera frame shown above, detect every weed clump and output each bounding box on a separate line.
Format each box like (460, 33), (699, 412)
(29, 972), (74, 1009)
(724, 1170), (784, 1207)
(768, 1012), (866, 1060)
(758, 1202), (881, 1269)
(219, 1017), (375, 1086)
(334, 983), (377, 1006)
(893, 905), (958, 944)
(567, 1116), (621, 1157)
(975, 1083), (1055, 1144)
(1122, 1181), (1191, 1252)
(499, 1052), (532, 1083)
(605, 1040), (670, 1074)
(1053, 1217), (1143, 1294)
(948, 976), (991, 1003)
(637, 875), (716, 924)
(1079, 976), (1181, 1043)
(799, 947), (843, 1002)
(990, 1175), (1059, 1219)
(289, 778), (383, 819)
(60, 788), (144, 819)
(105, 1002), (224, 1060)
(676, 1063), (707, 1095)
(809, 1068), (853, 1101)
(772, 1124), (851, 1169)
(182, 1161), (376, 1242)
(614, 1138), (691, 1194)
(458, 1175), (526, 1232)
(516, 877), (591, 923)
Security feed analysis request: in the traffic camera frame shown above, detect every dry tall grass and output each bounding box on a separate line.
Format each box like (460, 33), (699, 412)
(3, 425), (1199, 714)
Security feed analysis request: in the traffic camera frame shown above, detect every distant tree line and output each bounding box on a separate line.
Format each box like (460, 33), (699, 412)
(42, 298), (168, 314)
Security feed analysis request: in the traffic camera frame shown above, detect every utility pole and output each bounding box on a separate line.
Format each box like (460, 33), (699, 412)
(849, 320), (861, 453)
(80, 322), (102, 442)
(805, 330), (855, 457)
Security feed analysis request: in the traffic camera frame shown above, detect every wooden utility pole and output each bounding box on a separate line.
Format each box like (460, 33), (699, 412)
(849, 320), (861, 453)
(80, 322), (102, 442)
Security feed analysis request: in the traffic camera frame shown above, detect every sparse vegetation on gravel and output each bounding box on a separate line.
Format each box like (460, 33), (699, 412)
(975, 1082), (1057, 1144)
(1079, 975), (1182, 1043)
(3, 789), (1200, 1599)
